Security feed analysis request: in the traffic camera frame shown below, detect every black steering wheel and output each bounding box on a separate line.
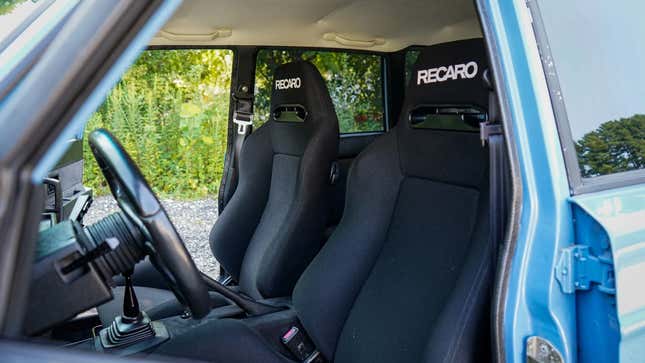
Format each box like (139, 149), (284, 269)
(88, 128), (210, 319)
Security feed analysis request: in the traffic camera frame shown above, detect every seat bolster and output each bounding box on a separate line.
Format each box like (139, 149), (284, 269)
(255, 116), (339, 298)
(210, 124), (274, 281)
(423, 186), (492, 363)
(292, 131), (403, 359)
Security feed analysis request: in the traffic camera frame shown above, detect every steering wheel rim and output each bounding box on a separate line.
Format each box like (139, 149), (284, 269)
(88, 128), (210, 319)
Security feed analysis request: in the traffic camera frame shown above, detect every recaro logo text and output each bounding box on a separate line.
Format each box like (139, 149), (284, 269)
(417, 61), (478, 85)
(275, 77), (302, 90)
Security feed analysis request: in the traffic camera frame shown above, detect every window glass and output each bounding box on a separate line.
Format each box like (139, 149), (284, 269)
(404, 49), (421, 86)
(82, 49), (232, 278)
(84, 49), (233, 198)
(254, 49), (384, 134)
(537, 1), (645, 178)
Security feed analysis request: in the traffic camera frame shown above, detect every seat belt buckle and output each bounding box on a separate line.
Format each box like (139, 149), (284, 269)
(282, 326), (325, 362)
(233, 113), (253, 135)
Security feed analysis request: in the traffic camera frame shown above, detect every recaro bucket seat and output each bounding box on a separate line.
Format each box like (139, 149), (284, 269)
(98, 60), (340, 322)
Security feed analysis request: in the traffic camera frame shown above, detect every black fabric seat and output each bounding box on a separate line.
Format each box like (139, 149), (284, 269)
(155, 38), (494, 363)
(98, 61), (339, 323)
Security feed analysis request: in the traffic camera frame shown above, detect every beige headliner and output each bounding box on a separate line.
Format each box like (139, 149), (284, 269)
(151, 0), (482, 52)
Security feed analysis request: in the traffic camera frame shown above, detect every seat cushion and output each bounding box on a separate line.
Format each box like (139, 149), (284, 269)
(153, 318), (293, 363)
(97, 287), (233, 325)
(334, 177), (482, 363)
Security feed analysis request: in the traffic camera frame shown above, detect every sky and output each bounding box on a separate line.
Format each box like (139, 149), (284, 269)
(538, 0), (645, 140)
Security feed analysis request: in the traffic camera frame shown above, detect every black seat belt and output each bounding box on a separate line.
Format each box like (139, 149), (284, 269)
(218, 47), (256, 215)
(480, 69), (509, 267)
(232, 91), (253, 173)
(216, 89), (253, 284)
(481, 122), (507, 266)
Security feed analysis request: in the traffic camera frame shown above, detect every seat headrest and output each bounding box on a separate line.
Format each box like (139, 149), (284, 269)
(268, 61), (338, 156)
(396, 38), (490, 186)
(405, 38), (489, 111)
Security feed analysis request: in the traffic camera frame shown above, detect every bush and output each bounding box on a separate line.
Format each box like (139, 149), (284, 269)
(83, 50), (233, 199)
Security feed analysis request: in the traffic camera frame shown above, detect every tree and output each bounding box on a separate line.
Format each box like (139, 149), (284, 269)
(0, 0), (29, 16)
(575, 114), (645, 177)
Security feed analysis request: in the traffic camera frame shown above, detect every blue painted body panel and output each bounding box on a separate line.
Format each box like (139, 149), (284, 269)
(483, 1), (645, 362)
(567, 205), (619, 362)
(571, 185), (645, 362)
(481, 0), (577, 361)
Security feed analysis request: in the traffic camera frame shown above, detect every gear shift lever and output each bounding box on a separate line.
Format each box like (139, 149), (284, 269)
(95, 270), (169, 354)
(122, 272), (142, 322)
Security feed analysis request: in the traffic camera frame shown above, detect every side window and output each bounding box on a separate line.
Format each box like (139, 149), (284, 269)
(536, 1), (645, 179)
(254, 49), (385, 134)
(83, 49), (232, 277)
(404, 49), (421, 86)
(84, 49), (233, 197)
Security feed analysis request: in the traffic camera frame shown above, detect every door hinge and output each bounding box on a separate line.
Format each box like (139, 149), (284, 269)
(555, 245), (615, 295)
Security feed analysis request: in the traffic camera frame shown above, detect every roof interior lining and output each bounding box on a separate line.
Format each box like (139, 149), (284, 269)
(150, 0), (482, 52)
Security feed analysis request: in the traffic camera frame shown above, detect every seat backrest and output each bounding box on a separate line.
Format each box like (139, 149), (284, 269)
(293, 39), (493, 363)
(210, 61), (339, 299)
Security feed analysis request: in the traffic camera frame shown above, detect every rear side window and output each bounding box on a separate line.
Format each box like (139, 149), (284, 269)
(404, 49), (421, 86)
(254, 49), (385, 134)
(536, 1), (645, 179)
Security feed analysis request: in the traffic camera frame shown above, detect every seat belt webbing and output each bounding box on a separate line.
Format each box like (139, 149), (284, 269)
(482, 123), (508, 265)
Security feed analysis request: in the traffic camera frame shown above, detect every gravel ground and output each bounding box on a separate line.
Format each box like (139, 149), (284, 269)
(83, 196), (220, 278)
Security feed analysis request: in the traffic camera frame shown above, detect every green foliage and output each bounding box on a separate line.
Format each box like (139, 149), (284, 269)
(404, 50), (421, 85)
(0, 0), (29, 16)
(85, 48), (387, 199)
(84, 49), (232, 199)
(575, 114), (645, 177)
(255, 50), (384, 133)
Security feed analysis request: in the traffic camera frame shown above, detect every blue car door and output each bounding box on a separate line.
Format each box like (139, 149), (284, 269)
(480, 1), (645, 362)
